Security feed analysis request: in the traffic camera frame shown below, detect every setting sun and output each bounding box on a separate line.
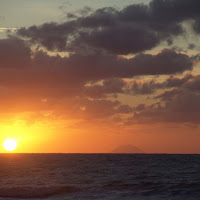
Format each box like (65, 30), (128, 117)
(3, 139), (17, 151)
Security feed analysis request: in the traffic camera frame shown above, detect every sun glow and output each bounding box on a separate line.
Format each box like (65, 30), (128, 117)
(3, 139), (17, 151)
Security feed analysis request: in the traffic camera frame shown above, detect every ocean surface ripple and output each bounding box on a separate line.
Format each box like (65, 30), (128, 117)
(0, 154), (199, 200)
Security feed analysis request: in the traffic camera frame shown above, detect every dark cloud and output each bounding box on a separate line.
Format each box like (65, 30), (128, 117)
(135, 104), (146, 111)
(2, 0), (200, 126)
(76, 24), (159, 55)
(67, 13), (77, 19)
(75, 98), (134, 120)
(188, 43), (196, 50)
(183, 75), (200, 91)
(28, 49), (194, 84)
(150, 0), (200, 19)
(17, 21), (76, 51)
(193, 19), (200, 33)
(83, 79), (125, 99)
(0, 37), (31, 68)
(83, 73), (198, 99)
(166, 92), (200, 113)
(164, 73), (194, 88)
(131, 80), (162, 95)
(129, 49), (193, 75)
(154, 88), (182, 101)
(116, 104), (133, 114)
(0, 37), (194, 106)
(79, 6), (93, 16)
(17, 0), (200, 55)
(133, 91), (200, 124)
(70, 49), (193, 97)
(127, 73), (197, 95)
(131, 72), (200, 124)
(0, 33), (196, 125)
(75, 98), (131, 119)
(84, 78), (162, 98)
(162, 73), (200, 92)
(67, 6), (92, 19)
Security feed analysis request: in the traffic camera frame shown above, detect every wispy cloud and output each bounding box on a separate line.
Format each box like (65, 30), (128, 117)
(0, 28), (18, 33)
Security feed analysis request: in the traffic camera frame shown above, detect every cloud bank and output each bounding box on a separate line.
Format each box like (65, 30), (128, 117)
(1, 0), (200, 126)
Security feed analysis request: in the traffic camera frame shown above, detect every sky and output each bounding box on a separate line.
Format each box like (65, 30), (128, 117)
(0, 0), (200, 153)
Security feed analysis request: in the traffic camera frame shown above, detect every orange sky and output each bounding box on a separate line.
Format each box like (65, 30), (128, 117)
(1, 0), (200, 153)
(0, 116), (200, 153)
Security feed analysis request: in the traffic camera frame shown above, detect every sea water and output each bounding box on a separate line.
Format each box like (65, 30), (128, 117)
(0, 154), (199, 200)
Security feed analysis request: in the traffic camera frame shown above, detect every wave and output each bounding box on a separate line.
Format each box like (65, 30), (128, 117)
(0, 185), (79, 199)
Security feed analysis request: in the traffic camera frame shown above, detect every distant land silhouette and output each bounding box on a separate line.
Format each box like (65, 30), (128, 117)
(112, 145), (144, 154)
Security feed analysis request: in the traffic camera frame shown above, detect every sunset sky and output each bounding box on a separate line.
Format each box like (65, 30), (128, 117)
(0, 0), (200, 153)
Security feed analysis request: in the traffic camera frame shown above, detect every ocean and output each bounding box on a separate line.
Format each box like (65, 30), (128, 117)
(0, 154), (199, 200)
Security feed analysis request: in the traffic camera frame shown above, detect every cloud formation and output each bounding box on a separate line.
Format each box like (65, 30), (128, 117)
(0, 37), (31, 68)
(17, 0), (200, 55)
(130, 73), (200, 124)
(1, 0), (200, 126)
(0, 37), (193, 88)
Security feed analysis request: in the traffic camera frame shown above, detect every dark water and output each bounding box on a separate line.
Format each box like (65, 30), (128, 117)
(0, 154), (199, 200)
